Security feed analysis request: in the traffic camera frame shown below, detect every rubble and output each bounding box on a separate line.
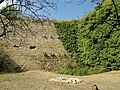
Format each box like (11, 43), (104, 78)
(49, 77), (83, 84)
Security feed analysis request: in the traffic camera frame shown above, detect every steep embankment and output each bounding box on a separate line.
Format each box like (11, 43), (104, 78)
(54, 1), (120, 75)
(0, 18), (69, 72)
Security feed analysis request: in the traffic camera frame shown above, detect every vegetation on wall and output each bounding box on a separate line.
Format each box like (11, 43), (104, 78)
(54, 1), (120, 75)
(54, 20), (79, 57)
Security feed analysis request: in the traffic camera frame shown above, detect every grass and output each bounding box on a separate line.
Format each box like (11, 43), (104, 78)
(0, 70), (120, 90)
(0, 73), (14, 81)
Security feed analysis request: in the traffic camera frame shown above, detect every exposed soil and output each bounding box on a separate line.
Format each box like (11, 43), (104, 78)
(0, 70), (120, 90)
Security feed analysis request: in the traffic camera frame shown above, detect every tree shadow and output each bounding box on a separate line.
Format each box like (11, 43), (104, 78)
(0, 53), (23, 73)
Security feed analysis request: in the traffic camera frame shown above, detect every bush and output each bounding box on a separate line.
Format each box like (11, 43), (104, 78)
(55, 1), (120, 75)
(54, 20), (79, 57)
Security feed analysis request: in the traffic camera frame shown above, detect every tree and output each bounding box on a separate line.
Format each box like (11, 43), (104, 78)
(65, 0), (119, 36)
(0, 0), (57, 37)
(0, 0), (119, 38)
(76, 0), (119, 24)
(0, 5), (19, 18)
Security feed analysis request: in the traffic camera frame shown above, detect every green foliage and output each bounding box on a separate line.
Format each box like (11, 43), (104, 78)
(0, 5), (19, 19)
(55, 1), (120, 75)
(54, 20), (79, 57)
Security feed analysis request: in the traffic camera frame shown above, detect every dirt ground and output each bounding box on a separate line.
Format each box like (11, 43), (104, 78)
(0, 70), (120, 90)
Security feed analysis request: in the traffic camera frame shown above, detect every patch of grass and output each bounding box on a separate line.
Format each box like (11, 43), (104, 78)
(0, 74), (14, 81)
(87, 66), (108, 75)
(58, 62), (108, 76)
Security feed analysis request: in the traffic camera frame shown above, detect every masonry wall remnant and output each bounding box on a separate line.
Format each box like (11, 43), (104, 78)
(0, 18), (69, 71)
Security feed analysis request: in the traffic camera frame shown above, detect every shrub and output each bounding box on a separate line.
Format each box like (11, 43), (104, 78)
(55, 1), (120, 75)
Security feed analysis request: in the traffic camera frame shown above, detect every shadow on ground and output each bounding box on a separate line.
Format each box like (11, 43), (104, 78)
(0, 51), (23, 73)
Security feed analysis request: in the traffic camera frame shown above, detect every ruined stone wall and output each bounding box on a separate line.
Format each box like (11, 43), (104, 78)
(0, 18), (69, 71)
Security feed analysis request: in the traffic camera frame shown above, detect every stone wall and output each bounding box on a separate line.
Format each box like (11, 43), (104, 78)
(0, 18), (69, 71)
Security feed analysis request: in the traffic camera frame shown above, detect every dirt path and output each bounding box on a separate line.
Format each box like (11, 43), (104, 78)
(0, 70), (120, 90)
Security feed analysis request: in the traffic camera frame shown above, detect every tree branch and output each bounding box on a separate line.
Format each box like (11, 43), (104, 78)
(0, 0), (4, 4)
(111, 0), (119, 24)
(0, 0), (57, 37)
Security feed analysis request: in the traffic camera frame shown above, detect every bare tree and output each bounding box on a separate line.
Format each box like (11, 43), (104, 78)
(0, 0), (119, 38)
(0, 0), (57, 37)
(63, 0), (105, 5)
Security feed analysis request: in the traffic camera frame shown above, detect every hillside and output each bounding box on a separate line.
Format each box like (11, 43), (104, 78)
(0, 18), (70, 72)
